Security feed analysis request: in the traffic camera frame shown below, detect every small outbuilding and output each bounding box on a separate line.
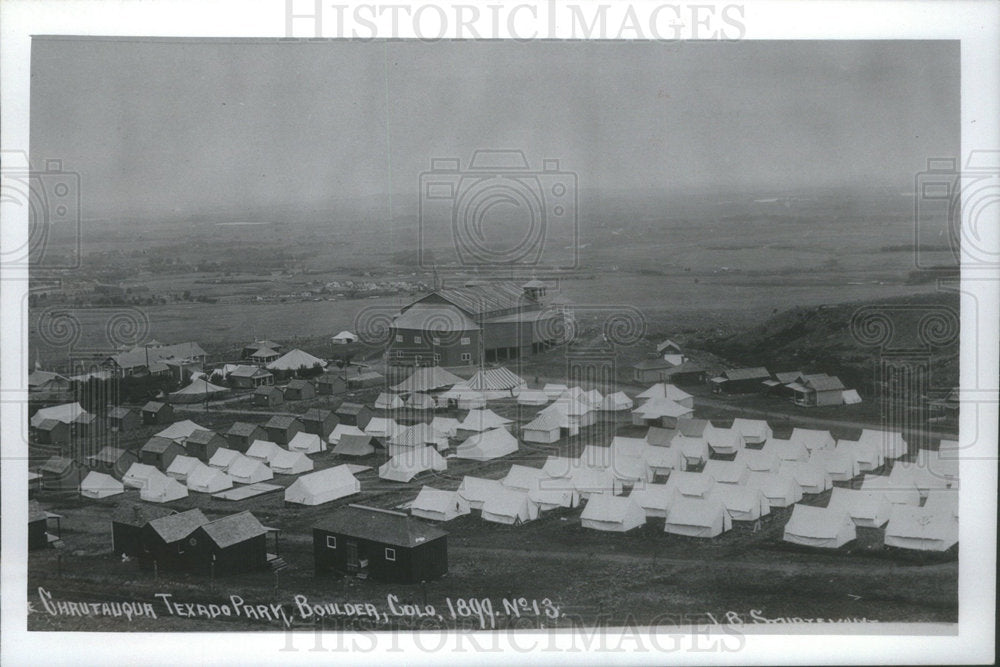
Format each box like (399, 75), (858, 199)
(263, 415), (304, 445)
(141, 401), (174, 425)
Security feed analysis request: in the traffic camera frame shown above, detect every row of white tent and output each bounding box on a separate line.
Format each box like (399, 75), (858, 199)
(783, 487), (958, 551)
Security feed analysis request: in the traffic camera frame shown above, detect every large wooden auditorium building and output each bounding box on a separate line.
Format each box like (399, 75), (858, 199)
(387, 281), (566, 367)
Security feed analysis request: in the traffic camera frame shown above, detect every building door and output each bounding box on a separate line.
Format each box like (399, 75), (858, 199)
(345, 541), (359, 570)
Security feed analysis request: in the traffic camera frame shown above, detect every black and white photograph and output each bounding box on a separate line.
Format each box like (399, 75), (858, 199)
(1, 1), (997, 663)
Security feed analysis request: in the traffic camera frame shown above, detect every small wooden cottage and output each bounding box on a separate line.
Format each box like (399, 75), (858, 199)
(263, 415), (304, 446)
(141, 401), (174, 425)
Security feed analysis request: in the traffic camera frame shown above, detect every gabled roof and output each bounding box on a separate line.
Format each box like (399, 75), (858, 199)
(267, 349), (327, 371)
(30, 402), (87, 427)
(722, 367), (770, 381)
(265, 415), (302, 430)
(286, 379), (314, 391)
(633, 358), (674, 370)
(107, 406), (134, 419)
(523, 413), (562, 432)
(802, 375), (846, 391)
(230, 365), (270, 378)
(409, 282), (529, 318)
(464, 367), (526, 392)
(142, 436), (181, 454)
(199, 511), (269, 548)
(111, 502), (176, 527)
(302, 408), (334, 422)
(41, 456), (76, 474)
(227, 421), (265, 437)
(142, 401), (168, 412)
(392, 305), (480, 331)
(254, 385), (283, 396)
(86, 446), (131, 464)
(154, 420), (204, 442)
(315, 505), (447, 547)
(146, 508), (209, 543)
(110, 342), (207, 371)
(645, 426), (674, 446)
(336, 401), (367, 416)
(36, 418), (64, 431)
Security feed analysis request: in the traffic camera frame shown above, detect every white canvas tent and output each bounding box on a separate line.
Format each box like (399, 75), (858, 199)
(502, 464), (550, 491)
(154, 419), (205, 443)
(455, 428), (519, 461)
(411, 487), (470, 522)
(80, 471), (124, 499)
(269, 448), (315, 475)
(745, 471), (803, 508)
(730, 418), (773, 446)
(711, 483), (771, 522)
(856, 429), (907, 460)
(227, 456), (274, 484)
(165, 455), (203, 482)
(762, 438), (810, 463)
(139, 471), (188, 503)
(364, 417), (402, 440)
(288, 432), (325, 455)
(631, 398), (693, 426)
(457, 408), (512, 433)
(642, 445), (683, 477)
(168, 378), (229, 403)
(637, 383), (694, 407)
(481, 488), (538, 525)
(406, 393), (436, 411)
(246, 439), (284, 464)
(884, 505), (958, 552)
(522, 413), (562, 444)
(788, 428), (835, 453)
(664, 497), (732, 538)
(783, 505), (856, 548)
(827, 487), (893, 527)
(809, 449), (859, 482)
(208, 448), (240, 470)
(705, 427), (745, 456)
(517, 389), (550, 406)
(664, 471), (716, 499)
(580, 495), (646, 532)
(888, 462), (950, 499)
(122, 463), (161, 489)
(835, 439), (885, 473)
(329, 423), (366, 445)
(670, 435), (710, 469)
(778, 460), (831, 494)
(600, 391), (634, 411)
(186, 465), (234, 493)
(542, 383), (569, 399)
(332, 434), (376, 457)
(429, 417), (461, 438)
(841, 389), (862, 405)
(391, 423), (449, 453)
(391, 366), (464, 393)
(375, 392), (404, 410)
(526, 477), (580, 510)
(582, 389), (604, 407)
(736, 448), (781, 473)
(859, 474), (921, 506)
(30, 402), (86, 427)
(703, 459), (750, 485)
(916, 447), (960, 487)
(569, 466), (622, 498)
(285, 465), (360, 505)
(266, 348), (327, 372)
(628, 484), (677, 518)
(457, 476), (504, 511)
(378, 447), (447, 482)
(923, 489), (959, 521)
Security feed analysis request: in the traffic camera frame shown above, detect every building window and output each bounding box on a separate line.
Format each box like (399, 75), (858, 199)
(385, 547), (396, 561)
(461, 353), (471, 362)
(432, 337), (440, 345)
(460, 337), (470, 345)
(326, 536), (337, 549)
(414, 336), (422, 344)
(395, 335), (403, 343)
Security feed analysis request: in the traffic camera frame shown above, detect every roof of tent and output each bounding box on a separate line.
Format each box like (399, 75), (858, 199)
(600, 392), (634, 410)
(30, 402), (87, 427)
(667, 497), (728, 526)
(785, 504), (852, 539)
(885, 506), (958, 546)
(455, 428), (519, 460)
(633, 398), (693, 419)
(412, 487), (467, 514)
(379, 448), (446, 482)
(458, 408), (512, 431)
(730, 418), (772, 440)
(375, 392), (405, 409)
(288, 465), (359, 496)
(465, 367), (526, 392)
(580, 494), (643, 523)
(637, 383), (693, 402)
(169, 379), (228, 400)
(154, 420), (205, 442)
(266, 348), (327, 371)
(391, 366), (466, 393)
(333, 434), (376, 456)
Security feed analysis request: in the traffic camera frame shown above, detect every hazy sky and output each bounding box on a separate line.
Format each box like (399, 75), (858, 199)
(30, 38), (959, 219)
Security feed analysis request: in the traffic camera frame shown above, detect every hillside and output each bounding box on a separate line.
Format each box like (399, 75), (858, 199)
(697, 291), (960, 396)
